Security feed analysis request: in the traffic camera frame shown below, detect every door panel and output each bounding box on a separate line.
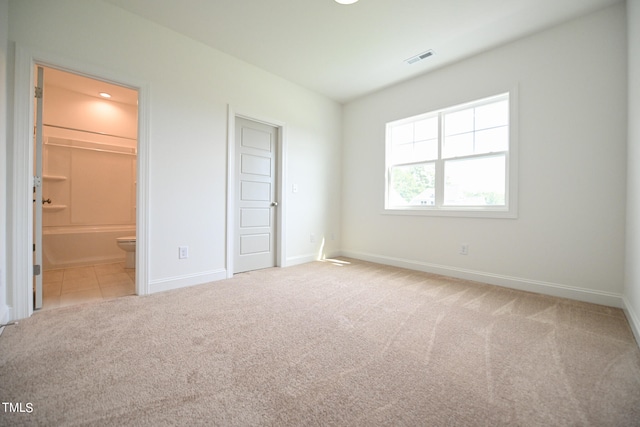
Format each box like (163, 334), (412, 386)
(240, 234), (271, 255)
(240, 208), (270, 228)
(242, 127), (272, 151)
(241, 181), (271, 201)
(241, 154), (271, 176)
(234, 117), (278, 273)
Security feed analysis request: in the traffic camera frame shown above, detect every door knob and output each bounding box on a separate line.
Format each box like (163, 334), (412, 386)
(271, 202), (278, 207)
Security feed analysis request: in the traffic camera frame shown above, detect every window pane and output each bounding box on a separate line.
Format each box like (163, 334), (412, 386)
(475, 100), (508, 130)
(389, 163), (435, 206)
(444, 108), (473, 136)
(443, 133), (473, 158)
(391, 142), (414, 164)
(392, 139), (438, 164)
(391, 122), (414, 145)
(414, 139), (438, 162)
(444, 155), (506, 206)
(414, 117), (438, 141)
(474, 127), (508, 154)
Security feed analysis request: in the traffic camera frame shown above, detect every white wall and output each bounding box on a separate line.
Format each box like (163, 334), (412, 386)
(0, 0), (9, 326)
(342, 4), (628, 306)
(6, 0), (342, 305)
(625, 0), (640, 341)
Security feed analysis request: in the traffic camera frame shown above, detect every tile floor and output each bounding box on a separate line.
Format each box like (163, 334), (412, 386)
(41, 262), (136, 311)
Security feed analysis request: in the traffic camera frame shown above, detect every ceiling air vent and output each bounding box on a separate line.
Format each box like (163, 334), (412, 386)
(405, 50), (435, 65)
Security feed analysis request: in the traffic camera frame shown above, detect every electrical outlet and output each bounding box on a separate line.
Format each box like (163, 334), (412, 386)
(460, 244), (469, 255)
(179, 246), (189, 259)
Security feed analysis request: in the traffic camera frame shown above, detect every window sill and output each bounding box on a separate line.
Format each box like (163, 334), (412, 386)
(382, 207), (518, 219)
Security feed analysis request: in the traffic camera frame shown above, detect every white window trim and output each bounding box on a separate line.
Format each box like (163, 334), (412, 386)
(383, 88), (518, 219)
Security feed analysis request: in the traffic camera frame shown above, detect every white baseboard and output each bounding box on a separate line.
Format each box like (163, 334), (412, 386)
(0, 304), (11, 332)
(340, 250), (624, 308)
(149, 269), (227, 294)
(285, 253), (319, 267)
(0, 304), (9, 323)
(622, 296), (640, 347)
(285, 250), (344, 267)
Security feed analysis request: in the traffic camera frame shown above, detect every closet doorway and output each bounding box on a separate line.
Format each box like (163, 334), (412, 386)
(34, 66), (139, 310)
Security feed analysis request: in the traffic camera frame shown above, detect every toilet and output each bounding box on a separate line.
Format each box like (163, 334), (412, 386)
(116, 236), (136, 269)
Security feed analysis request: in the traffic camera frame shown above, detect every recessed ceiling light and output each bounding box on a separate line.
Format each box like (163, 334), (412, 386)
(335, 0), (358, 4)
(99, 92), (111, 98)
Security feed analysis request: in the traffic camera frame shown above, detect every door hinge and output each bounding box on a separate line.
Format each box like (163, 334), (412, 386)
(33, 264), (41, 276)
(33, 176), (42, 188)
(34, 86), (43, 99)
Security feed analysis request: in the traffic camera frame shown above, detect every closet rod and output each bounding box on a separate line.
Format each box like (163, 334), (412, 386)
(43, 124), (137, 141)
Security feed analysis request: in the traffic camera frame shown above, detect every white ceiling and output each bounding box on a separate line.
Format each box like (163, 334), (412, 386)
(102, 0), (620, 103)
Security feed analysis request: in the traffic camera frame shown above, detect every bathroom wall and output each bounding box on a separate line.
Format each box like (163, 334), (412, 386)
(42, 80), (138, 269)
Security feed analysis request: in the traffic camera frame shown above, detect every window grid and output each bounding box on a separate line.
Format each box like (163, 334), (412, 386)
(386, 93), (510, 212)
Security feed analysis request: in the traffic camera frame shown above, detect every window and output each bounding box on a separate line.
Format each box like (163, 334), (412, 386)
(385, 92), (516, 218)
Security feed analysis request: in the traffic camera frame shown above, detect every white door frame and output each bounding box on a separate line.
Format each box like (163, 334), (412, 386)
(9, 45), (151, 320)
(34, 66), (44, 310)
(226, 106), (286, 277)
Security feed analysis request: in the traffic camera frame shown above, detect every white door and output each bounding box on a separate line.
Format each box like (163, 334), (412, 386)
(33, 66), (44, 309)
(234, 117), (278, 273)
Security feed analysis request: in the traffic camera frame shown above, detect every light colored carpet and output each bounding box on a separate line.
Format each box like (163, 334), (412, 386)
(1, 258), (639, 426)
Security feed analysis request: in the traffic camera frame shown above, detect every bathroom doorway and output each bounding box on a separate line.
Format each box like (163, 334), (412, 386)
(34, 66), (139, 310)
